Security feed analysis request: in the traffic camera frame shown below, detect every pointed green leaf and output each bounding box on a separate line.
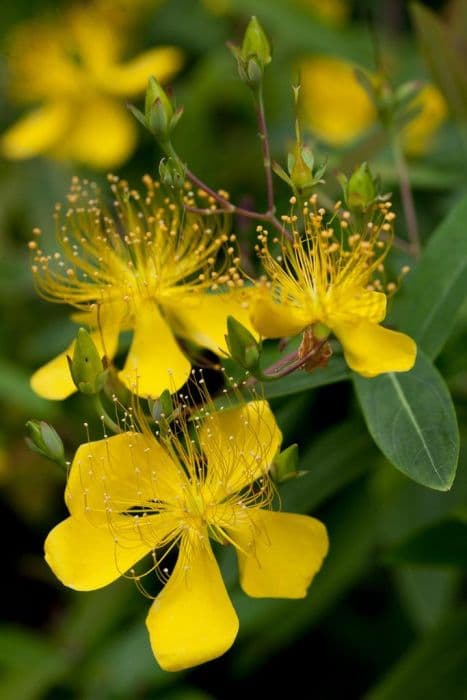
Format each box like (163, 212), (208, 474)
(353, 351), (459, 491)
(390, 194), (467, 358)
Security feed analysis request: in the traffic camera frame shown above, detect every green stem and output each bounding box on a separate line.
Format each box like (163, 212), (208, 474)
(93, 395), (122, 434)
(254, 85), (275, 214)
(390, 128), (421, 258)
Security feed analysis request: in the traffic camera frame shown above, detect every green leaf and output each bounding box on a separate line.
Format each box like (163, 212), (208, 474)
(366, 607), (467, 700)
(281, 419), (376, 513)
(395, 567), (460, 632)
(390, 194), (467, 359)
(263, 356), (349, 399)
(0, 626), (70, 700)
(385, 518), (467, 568)
(78, 622), (176, 699)
(353, 351), (459, 491)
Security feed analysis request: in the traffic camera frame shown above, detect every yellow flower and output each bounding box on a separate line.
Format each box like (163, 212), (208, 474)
(44, 397), (328, 671)
(300, 56), (377, 147)
(250, 202), (416, 377)
(298, 0), (349, 27)
(1, 3), (183, 168)
(402, 84), (448, 157)
(300, 56), (447, 155)
(30, 175), (253, 400)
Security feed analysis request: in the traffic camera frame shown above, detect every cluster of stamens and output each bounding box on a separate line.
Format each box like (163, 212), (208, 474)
(29, 175), (244, 314)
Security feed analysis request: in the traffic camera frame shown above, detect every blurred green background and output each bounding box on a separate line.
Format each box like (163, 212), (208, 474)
(1, 0), (467, 698)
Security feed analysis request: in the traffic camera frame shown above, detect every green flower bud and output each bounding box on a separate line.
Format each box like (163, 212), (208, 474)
(226, 316), (261, 371)
(241, 17), (271, 68)
(150, 389), (174, 422)
(346, 162), (376, 212)
(145, 76), (173, 123)
(159, 157), (186, 190)
(246, 57), (264, 86)
(25, 420), (66, 467)
(68, 328), (106, 395)
(147, 97), (171, 141)
(271, 444), (306, 484)
(229, 16), (271, 89)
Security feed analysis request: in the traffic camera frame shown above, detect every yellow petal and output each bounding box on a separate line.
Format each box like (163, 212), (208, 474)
(200, 401), (282, 497)
(30, 344), (77, 401)
(334, 290), (387, 324)
(164, 289), (258, 356)
(234, 510), (329, 599)
(300, 56), (376, 146)
(333, 320), (417, 377)
(53, 97), (136, 168)
(104, 47), (184, 96)
(1, 102), (71, 160)
(66, 432), (182, 522)
(119, 301), (191, 398)
(250, 292), (310, 339)
(30, 303), (123, 400)
(146, 533), (238, 671)
(44, 515), (151, 591)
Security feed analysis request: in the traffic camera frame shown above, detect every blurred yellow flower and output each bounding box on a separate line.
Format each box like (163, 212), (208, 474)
(44, 397), (328, 671)
(30, 175), (253, 399)
(251, 201), (416, 377)
(300, 56), (377, 147)
(1, 3), (183, 168)
(299, 0), (349, 26)
(402, 84), (448, 157)
(300, 56), (447, 154)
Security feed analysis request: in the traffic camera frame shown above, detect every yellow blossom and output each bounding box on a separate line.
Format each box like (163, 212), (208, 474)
(300, 56), (447, 155)
(299, 56), (377, 147)
(402, 84), (448, 157)
(30, 175), (254, 400)
(44, 395), (328, 671)
(250, 203), (416, 377)
(1, 2), (183, 168)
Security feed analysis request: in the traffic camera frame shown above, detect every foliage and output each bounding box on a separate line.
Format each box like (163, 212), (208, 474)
(1, 0), (467, 697)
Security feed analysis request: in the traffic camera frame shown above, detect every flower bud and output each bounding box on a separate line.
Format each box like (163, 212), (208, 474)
(225, 316), (261, 371)
(25, 420), (65, 467)
(345, 162), (376, 212)
(271, 444), (306, 484)
(229, 16), (271, 89)
(129, 77), (183, 144)
(241, 17), (271, 68)
(68, 328), (106, 395)
(150, 389), (174, 422)
(159, 157), (186, 190)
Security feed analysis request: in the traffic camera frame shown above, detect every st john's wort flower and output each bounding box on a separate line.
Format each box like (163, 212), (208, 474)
(44, 392), (328, 671)
(1, 1), (183, 168)
(30, 175), (253, 399)
(250, 198), (416, 377)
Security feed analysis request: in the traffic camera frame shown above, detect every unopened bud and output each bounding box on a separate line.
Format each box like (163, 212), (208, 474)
(271, 444), (306, 484)
(241, 16), (271, 68)
(25, 420), (65, 467)
(230, 16), (271, 89)
(150, 389), (174, 422)
(129, 77), (183, 144)
(225, 316), (261, 371)
(68, 328), (106, 395)
(159, 157), (186, 189)
(346, 162), (376, 212)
